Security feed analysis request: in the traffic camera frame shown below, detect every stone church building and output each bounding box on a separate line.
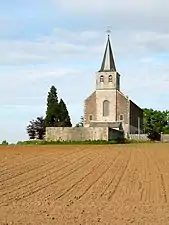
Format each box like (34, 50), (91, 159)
(46, 35), (143, 141)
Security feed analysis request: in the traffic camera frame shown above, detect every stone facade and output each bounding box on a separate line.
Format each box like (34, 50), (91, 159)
(96, 71), (120, 91)
(84, 81), (143, 136)
(116, 91), (129, 123)
(84, 91), (96, 126)
(95, 90), (117, 122)
(116, 91), (130, 135)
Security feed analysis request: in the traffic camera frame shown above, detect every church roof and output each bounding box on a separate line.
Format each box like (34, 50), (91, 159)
(99, 35), (116, 72)
(89, 121), (123, 130)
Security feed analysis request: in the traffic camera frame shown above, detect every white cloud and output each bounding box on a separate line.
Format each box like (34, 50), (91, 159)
(0, 28), (169, 107)
(0, 39), (84, 64)
(50, 0), (169, 35)
(133, 31), (169, 52)
(1, 27), (169, 68)
(55, 0), (169, 18)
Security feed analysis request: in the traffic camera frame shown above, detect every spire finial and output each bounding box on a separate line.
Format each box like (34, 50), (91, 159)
(106, 25), (112, 37)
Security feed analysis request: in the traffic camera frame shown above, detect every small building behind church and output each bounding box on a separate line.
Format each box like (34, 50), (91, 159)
(46, 35), (143, 141)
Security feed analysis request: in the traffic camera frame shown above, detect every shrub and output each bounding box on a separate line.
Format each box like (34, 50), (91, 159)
(15, 138), (153, 146)
(147, 131), (161, 141)
(1, 140), (9, 145)
(16, 139), (121, 145)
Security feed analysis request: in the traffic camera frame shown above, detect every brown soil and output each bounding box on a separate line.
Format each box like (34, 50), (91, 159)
(0, 143), (169, 224)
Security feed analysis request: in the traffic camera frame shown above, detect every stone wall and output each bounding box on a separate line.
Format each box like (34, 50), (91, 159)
(45, 127), (109, 141)
(161, 134), (169, 142)
(129, 134), (149, 141)
(129, 134), (169, 142)
(46, 127), (169, 142)
(45, 127), (125, 141)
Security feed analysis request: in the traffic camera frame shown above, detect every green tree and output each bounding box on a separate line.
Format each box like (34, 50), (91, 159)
(161, 110), (169, 134)
(45, 86), (59, 127)
(34, 117), (46, 139)
(1, 140), (8, 145)
(27, 120), (36, 139)
(58, 99), (72, 127)
(76, 116), (84, 127)
(27, 117), (45, 140)
(143, 108), (169, 141)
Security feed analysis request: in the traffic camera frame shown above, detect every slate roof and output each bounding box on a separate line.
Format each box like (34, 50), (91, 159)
(98, 35), (116, 72)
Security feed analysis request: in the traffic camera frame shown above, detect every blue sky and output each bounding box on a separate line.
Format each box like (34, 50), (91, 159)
(0, 0), (169, 143)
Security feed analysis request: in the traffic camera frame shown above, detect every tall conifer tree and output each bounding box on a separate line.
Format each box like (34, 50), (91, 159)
(45, 86), (59, 127)
(58, 99), (72, 127)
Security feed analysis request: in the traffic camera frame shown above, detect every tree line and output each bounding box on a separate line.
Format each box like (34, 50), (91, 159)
(27, 86), (169, 141)
(143, 108), (169, 140)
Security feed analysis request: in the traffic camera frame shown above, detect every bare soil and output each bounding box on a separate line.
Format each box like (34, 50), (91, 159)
(0, 143), (169, 224)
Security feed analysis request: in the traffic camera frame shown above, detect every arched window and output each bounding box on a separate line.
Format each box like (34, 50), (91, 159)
(89, 114), (93, 121)
(108, 75), (112, 82)
(100, 75), (104, 82)
(103, 100), (110, 117)
(119, 114), (123, 121)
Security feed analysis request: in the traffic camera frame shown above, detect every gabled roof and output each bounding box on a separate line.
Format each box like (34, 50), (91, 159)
(98, 35), (116, 72)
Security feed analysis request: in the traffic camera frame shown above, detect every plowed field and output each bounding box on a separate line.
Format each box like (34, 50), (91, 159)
(0, 143), (169, 224)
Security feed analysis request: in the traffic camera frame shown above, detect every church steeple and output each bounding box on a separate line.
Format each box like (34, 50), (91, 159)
(99, 35), (116, 72)
(96, 34), (120, 91)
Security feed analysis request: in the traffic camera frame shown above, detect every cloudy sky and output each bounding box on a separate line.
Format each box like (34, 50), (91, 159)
(0, 0), (169, 143)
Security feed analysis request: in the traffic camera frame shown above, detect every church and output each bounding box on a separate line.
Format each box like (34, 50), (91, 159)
(83, 34), (143, 136)
(46, 35), (143, 141)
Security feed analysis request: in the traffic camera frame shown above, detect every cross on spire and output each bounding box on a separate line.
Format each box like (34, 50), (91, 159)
(106, 25), (112, 37)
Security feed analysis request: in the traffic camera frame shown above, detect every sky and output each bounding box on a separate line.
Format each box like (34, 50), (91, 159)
(0, 0), (169, 143)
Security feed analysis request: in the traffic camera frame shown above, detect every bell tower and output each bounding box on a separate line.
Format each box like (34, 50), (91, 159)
(96, 34), (120, 91)
(84, 33), (121, 126)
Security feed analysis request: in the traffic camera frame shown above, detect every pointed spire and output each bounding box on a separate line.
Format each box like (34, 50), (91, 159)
(99, 35), (116, 72)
